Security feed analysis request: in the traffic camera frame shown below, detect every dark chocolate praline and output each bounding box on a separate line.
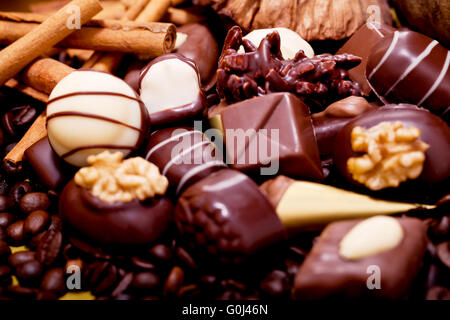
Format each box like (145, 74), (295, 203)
(59, 180), (173, 246)
(333, 104), (450, 188)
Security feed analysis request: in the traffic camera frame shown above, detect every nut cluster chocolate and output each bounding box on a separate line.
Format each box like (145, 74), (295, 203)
(0, 0), (448, 303)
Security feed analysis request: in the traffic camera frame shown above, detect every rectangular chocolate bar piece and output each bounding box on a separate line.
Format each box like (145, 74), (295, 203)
(210, 93), (323, 180)
(293, 216), (427, 299)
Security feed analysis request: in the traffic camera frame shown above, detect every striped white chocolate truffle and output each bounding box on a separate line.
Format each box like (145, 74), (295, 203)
(367, 30), (450, 118)
(46, 70), (149, 167)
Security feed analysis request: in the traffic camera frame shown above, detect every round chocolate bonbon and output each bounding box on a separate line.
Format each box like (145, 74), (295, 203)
(46, 69), (149, 167)
(145, 126), (226, 195)
(333, 104), (450, 189)
(366, 30), (450, 120)
(139, 54), (207, 126)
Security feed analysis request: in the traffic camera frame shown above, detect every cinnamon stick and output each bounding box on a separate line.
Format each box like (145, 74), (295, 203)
(0, 14), (176, 60)
(0, 0), (102, 86)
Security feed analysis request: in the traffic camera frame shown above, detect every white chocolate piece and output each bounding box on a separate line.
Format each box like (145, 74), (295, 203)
(239, 28), (315, 59)
(140, 57), (201, 115)
(339, 216), (404, 260)
(276, 181), (434, 229)
(47, 70), (146, 167)
(174, 32), (188, 50)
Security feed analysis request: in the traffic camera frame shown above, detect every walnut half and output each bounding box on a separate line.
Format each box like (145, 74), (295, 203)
(347, 121), (429, 190)
(75, 151), (169, 203)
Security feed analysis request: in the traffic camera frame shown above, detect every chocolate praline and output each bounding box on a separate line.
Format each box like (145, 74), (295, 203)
(59, 180), (173, 245)
(333, 104), (450, 187)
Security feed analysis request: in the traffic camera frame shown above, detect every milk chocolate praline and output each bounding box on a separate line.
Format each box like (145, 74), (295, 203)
(333, 104), (450, 187)
(59, 180), (173, 246)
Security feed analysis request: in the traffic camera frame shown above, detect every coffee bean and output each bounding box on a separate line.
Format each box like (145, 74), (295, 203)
(8, 251), (35, 268)
(221, 279), (246, 292)
(41, 268), (66, 296)
(0, 182), (9, 196)
(16, 260), (43, 287)
(149, 244), (172, 261)
(29, 231), (46, 250)
(36, 229), (62, 266)
(35, 290), (58, 300)
(0, 195), (11, 211)
(163, 266), (184, 296)
(0, 227), (5, 242)
(2, 159), (23, 178)
(6, 220), (24, 245)
(1, 105), (36, 137)
(178, 284), (200, 298)
(426, 286), (450, 300)
(200, 274), (217, 286)
(0, 265), (12, 286)
(4, 285), (37, 299)
(8, 181), (32, 207)
(19, 193), (50, 214)
(24, 210), (49, 236)
(0, 240), (11, 262)
(131, 257), (156, 270)
(91, 264), (118, 296)
(111, 273), (133, 298)
(176, 247), (197, 269)
(131, 271), (160, 291)
(436, 242), (450, 269)
(0, 212), (14, 228)
(260, 270), (290, 296)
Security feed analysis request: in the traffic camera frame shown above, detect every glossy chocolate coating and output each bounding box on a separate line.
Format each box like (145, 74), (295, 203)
(333, 104), (450, 186)
(60, 180), (173, 245)
(145, 127), (226, 195)
(139, 54), (207, 126)
(124, 60), (147, 92)
(24, 137), (75, 190)
(175, 169), (287, 263)
(367, 30), (450, 120)
(176, 24), (219, 90)
(216, 93), (323, 180)
(293, 217), (427, 299)
(336, 23), (395, 95)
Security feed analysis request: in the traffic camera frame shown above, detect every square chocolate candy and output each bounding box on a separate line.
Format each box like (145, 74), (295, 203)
(210, 93), (323, 180)
(293, 216), (427, 299)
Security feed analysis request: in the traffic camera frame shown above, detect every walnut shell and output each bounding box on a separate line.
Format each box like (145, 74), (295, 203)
(210, 0), (392, 41)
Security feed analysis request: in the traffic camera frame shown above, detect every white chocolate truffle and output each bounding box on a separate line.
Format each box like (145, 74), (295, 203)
(139, 54), (206, 126)
(46, 70), (149, 167)
(239, 27), (315, 59)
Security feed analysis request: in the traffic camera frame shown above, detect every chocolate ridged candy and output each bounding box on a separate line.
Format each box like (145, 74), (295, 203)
(139, 54), (207, 126)
(176, 24), (219, 90)
(145, 127), (226, 195)
(293, 217), (427, 299)
(46, 69), (150, 167)
(210, 93), (323, 180)
(367, 30), (450, 120)
(333, 104), (450, 190)
(175, 169), (287, 263)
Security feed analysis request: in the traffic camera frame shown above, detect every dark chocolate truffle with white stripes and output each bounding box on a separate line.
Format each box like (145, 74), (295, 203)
(46, 69), (149, 167)
(366, 30), (450, 120)
(145, 127), (226, 195)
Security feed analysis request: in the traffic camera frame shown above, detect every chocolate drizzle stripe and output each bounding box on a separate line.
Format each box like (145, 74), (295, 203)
(176, 160), (227, 195)
(47, 91), (142, 105)
(61, 145), (135, 159)
(385, 40), (439, 96)
(418, 51), (450, 106)
(162, 141), (211, 176)
(368, 31), (400, 80)
(46, 112), (144, 133)
(145, 130), (201, 159)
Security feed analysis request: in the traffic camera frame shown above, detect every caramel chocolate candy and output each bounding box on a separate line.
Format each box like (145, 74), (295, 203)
(24, 137), (75, 190)
(336, 22), (395, 95)
(312, 96), (373, 157)
(145, 127), (226, 195)
(175, 169), (287, 263)
(46, 69), (150, 167)
(367, 30), (450, 120)
(293, 217), (427, 299)
(176, 24), (219, 90)
(139, 53), (207, 126)
(60, 152), (172, 245)
(333, 104), (450, 190)
(210, 93), (323, 180)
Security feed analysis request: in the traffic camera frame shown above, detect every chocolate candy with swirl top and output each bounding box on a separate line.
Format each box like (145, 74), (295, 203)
(175, 169), (287, 263)
(145, 126), (226, 195)
(367, 30), (450, 121)
(60, 152), (172, 246)
(139, 53), (207, 126)
(333, 104), (450, 191)
(46, 69), (150, 167)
